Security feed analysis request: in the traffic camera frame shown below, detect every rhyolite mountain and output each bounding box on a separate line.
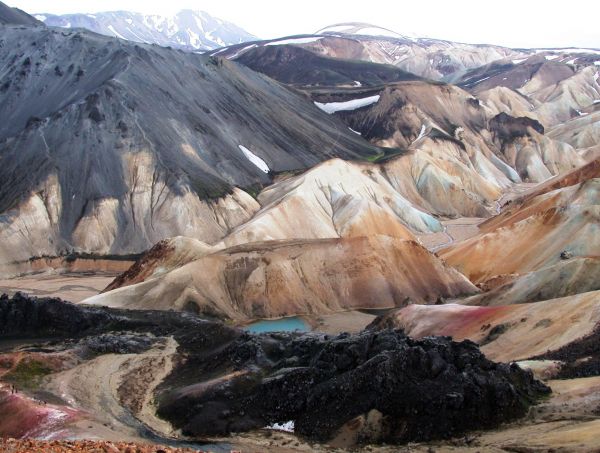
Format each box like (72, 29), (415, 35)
(212, 24), (528, 81)
(0, 17), (384, 268)
(36, 9), (256, 51)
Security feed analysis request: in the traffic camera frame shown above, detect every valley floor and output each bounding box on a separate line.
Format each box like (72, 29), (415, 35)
(0, 272), (118, 303)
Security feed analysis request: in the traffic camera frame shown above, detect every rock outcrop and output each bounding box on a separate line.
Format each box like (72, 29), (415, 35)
(158, 328), (549, 444)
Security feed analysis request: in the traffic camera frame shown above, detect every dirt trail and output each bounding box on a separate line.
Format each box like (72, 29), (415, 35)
(44, 337), (180, 442)
(0, 273), (116, 303)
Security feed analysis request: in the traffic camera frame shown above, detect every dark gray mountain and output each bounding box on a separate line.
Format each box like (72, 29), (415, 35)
(0, 23), (381, 267)
(36, 9), (256, 51)
(234, 43), (423, 87)
(0, 1), (42, 25)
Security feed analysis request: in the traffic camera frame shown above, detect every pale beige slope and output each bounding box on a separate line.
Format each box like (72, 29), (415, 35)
(440, 177), (600, 284)
(372, 290), (600, 362)
(305, 35), (524, 81)
(465, 256), (600, 306)
(0, 164), (259, 269)
(478, 86), (540, 120)
(530, 66), (600, 126)
(496, 129), (584, 182)
(220, 158), (442, 248)
(86, 235), (478, 320)
(101, 154), (502, 293)
(338, 81), (582, 187)
(548, 108), (600, 151)
(382, 138), (503, 217)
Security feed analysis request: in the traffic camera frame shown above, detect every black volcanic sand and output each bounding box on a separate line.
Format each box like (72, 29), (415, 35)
(533, 326), (600, 379)
(1, 293), (549, 445)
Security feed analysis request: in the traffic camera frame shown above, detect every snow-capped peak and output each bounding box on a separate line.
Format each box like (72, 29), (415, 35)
(36, 9), (257, 51)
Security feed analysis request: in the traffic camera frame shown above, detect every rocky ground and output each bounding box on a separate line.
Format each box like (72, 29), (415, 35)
(0, 294), (549, 449)
(0, 439), (205, 453)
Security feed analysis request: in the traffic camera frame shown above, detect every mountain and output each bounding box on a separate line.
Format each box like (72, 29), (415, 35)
(212, 26), (527, 81)
(0, 1), (42, 25)
(456, 53), (600, 127)
(234, 44), (423, 87)
(0, 24), (383, 270)
(440, 159), (600, 286)
(86, 235), (477, 320)
(35, 9), (256, 50)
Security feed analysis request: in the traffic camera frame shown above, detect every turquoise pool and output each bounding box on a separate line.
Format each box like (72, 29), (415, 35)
(244, 316), (310, 333)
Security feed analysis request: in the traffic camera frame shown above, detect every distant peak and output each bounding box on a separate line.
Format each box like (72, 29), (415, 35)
(316, 22), (417, 41)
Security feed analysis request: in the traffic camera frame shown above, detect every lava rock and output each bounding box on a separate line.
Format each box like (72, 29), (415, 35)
(158, 329), (550, 444)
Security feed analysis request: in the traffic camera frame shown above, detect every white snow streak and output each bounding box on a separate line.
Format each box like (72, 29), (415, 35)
(239, 145), (269, 173)
(265, 37), (323, 46)
(314, 95), (381, 114)
(267, 421), (295, 432)
(415, 124), (427, 141)
(108, 25), (127, 40)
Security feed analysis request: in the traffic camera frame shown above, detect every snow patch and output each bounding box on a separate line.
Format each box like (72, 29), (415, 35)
(239, 145), (269, 173)
(465, 76), (491, 86)
(566, 58), (577, 64)
(314, 95), (381, 114)
(544, 55), (559, 60)
(512, 58), (526, 64)
(267, 421), (295, 432)
(353, 80), (362, 87)
(227, 44), (257, 60)
(415, 124), (427, 141)
(348, 127), (362, 135)
(34, 14), (46, 21)
(266, 37), (323, 46)
(108, 25), (127, 40)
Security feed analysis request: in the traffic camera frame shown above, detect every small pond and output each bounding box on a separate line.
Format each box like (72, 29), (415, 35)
(244, 316), (310, 333)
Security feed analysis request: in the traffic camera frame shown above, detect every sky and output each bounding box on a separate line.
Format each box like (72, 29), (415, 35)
(7, 0), (600, 49)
